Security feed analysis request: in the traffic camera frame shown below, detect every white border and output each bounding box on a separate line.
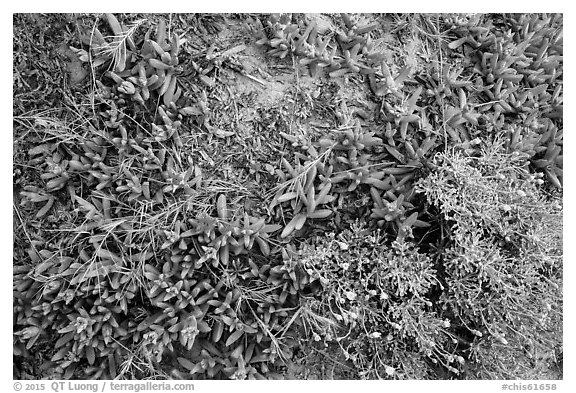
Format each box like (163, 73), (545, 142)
(4, 5), (572, 391)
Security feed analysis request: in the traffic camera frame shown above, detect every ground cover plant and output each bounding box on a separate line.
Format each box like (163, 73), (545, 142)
(13, 13), (562, 380)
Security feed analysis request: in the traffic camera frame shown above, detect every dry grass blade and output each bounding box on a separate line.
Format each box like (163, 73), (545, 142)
(99, 19), (146, 72)
(266, 145), (334, 202)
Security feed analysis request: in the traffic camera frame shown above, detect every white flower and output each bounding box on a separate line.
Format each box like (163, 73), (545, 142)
(369, 332), (381, 339)
(345, 291), (357, 301)
(336, 241), (349, 250)
(75, 317), (89, 334)
(143, 331), (159, 344)
(442, 319), (451, 328)
(385, 365), (395, 376)
(341, 262), (350, 271)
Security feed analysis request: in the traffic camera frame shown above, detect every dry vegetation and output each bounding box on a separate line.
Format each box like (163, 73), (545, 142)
(13, 13), (562, 380)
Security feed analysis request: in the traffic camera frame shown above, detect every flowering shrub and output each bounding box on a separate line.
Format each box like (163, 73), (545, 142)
(293, 224), (451, 379)
(416, 139), (562, 378)
(288, 134), (562, 379)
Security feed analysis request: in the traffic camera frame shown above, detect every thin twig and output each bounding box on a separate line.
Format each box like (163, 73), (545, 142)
(435, 15), (449, 151)
(13, 202), (39, 256)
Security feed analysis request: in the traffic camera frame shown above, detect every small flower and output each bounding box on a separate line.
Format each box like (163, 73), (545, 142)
(230, 370), (247, 380)
(59, 289), (76, 305)
(384, 365), (395, 376)
(313, 333), (321, 342)
(181, 325), (199, 339)
(336, 241), (349, 250)
(345, 291), (357, 301)
(166, 286), (180, 296)
(143, 331), (158, 344)
(447, 366), (460, 374)
(516, 189), (527, 197)
(43, 280), (61, 294)
(380, 292), (389, 300)
(75, 317), (89, 334)
(390, 322), (401, 330)
(341, 262), (350, 271)
(442, 319), (451, 328)
(368, 332), (381, 339)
